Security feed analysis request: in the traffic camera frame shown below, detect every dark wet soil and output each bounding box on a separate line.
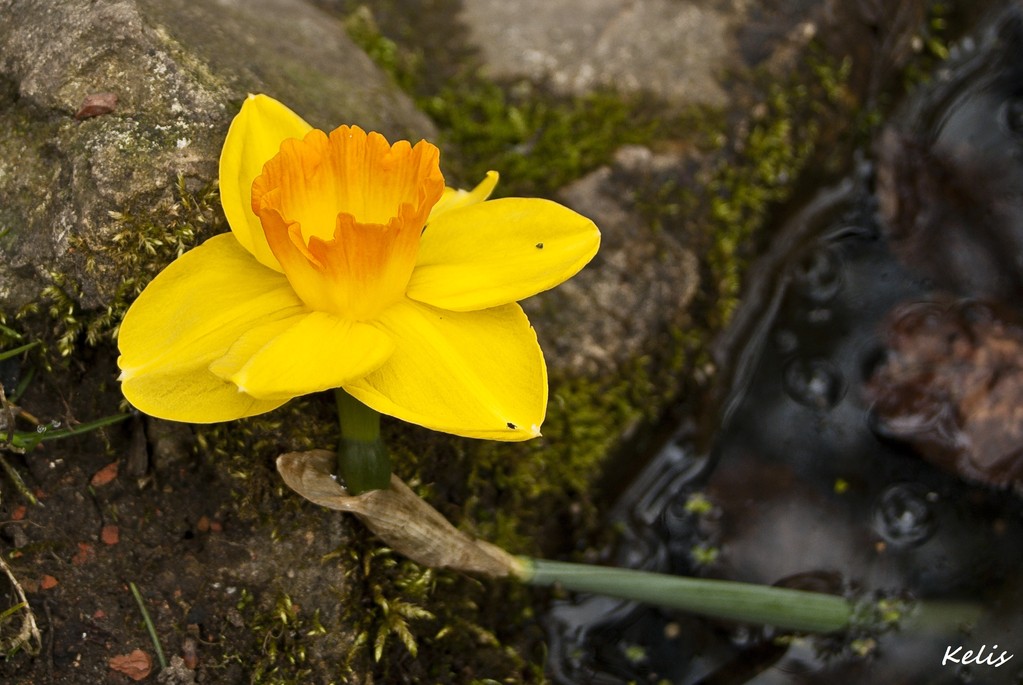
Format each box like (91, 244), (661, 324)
(0, 352), (340, 684)
(2, 355), (249, 684)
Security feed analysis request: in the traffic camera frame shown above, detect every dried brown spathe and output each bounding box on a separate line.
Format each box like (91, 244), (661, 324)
(276, 450), (524, 578)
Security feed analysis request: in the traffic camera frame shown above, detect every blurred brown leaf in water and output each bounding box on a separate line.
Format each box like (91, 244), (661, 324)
(865, 299), (1023, 488)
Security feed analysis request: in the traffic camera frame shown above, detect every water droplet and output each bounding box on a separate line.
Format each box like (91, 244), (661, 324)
(1001, 96), (1023, 135)
(773, 329), (798, 354)
(782, 358), (845, 409)
(806, 307), (833, 324)
(660, 497), (692, 540)
(793, 245), (843, 304)
(873, 484), (936, 547)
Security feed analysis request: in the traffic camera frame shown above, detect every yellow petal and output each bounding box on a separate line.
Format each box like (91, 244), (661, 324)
(120, 363), (289, 424)
(118, 233), (306, 422)
(429, 171), (499, 219)
(216, 311), (395, 400)
(343, 299), (547, 441)
(207, 313), (309, 381)
(220, 94), (312, 271)
(406, 198), (600, 311)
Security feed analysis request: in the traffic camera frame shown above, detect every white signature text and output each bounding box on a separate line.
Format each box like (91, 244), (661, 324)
(943, 644), (1014, 668)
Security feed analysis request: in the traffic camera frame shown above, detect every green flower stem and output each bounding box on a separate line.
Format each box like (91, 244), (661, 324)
(334, 390), (391, 495)
(518, 557), (852, 633)
(516, 558), (983, 634)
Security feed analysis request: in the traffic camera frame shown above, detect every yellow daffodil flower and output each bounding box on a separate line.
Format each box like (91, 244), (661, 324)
(117, 94), (599, 440)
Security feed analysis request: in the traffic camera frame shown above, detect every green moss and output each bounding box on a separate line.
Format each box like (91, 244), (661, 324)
(901, 1), (953, 86)
(689, 544), (719, 567)
(339, 3), (671, 198)
(2, 174), (215, 367)
(334, 545), (434, 674)
(194, 398), (339, 526)
(654, 52), (857, 334)
(323, 532), (541, 683)
(343, 5), (420, 93)
(684, 493), (714, 516)
(423, 82), (664, 197)
(704, 80), (822, 324)
(78, 175), (217, 344)
(241, 590), (330, 684)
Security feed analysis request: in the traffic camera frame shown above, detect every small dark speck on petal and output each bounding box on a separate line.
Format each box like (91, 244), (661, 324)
(535, 243), (544, 249)
(506, 422), (517, 429)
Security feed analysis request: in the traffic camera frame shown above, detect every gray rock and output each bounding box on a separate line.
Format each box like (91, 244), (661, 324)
(456, 0), (965, 110)
(459, 0), (739, 106)
(0, 0), (434, 312)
